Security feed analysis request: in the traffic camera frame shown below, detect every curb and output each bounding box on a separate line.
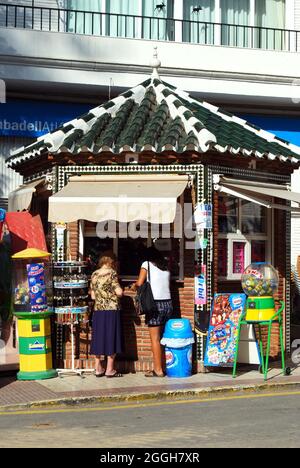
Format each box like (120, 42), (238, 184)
(1, 377), (300, 412)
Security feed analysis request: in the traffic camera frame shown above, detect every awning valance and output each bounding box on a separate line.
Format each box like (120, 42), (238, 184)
(49, 175), (189, 224)
(8, 178), (45, 212)
(214, 176), (300, 212)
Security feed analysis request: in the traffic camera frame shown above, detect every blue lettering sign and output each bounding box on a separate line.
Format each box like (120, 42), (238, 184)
(0, 100), (90, 137)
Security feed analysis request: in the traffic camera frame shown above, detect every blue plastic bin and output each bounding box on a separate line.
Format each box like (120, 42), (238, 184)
(161, 319), (195, 378)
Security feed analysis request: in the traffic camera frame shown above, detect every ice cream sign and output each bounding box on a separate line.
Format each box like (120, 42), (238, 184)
(26, 263), (48, 313)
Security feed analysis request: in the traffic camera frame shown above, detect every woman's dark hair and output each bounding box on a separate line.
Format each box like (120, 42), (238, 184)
(145, 246), (168, 271)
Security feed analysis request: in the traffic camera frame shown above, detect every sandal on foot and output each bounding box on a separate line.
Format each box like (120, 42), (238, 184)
(145, 370), (165, 378)
(95, 372), (105, 378)
(106, 372), (123, 378)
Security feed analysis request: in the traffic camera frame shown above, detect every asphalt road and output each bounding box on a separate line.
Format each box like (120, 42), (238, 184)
(1, 390), (300, 448)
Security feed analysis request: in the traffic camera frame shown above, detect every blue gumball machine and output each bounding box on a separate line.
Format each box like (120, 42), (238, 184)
(161, 319), (195, 378)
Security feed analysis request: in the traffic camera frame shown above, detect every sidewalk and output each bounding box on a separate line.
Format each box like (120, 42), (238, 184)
(1, 363), (300, 411)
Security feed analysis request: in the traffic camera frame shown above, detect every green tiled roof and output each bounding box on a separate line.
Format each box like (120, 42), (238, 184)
(7, 76), (300, 168)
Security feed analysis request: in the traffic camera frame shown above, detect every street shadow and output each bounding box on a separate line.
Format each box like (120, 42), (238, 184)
(0, 375), (16, 390)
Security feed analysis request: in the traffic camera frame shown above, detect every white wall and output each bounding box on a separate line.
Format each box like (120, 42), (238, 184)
(1, 28), (300, 105)
(0, 0), (63, 31)
(295, 0), (300, 28)
(292, 169), (300, 267)
(0, 137), (25, 207)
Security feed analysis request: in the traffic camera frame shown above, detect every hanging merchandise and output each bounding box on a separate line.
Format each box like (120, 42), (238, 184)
(194, 203), (213, 230)
(204, 293), (247, 367)
(198, 237), (208, 251)
(195, 265), (207, 306)
(53, 261), (93, 377)
(55, 222), (67, 253)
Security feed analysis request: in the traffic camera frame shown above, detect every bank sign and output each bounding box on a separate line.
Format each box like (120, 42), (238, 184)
(0, 100), (90, 137)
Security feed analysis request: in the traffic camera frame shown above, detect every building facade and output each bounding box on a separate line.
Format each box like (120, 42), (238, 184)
(1, 1), (300, 212)
(1, 0), (300, 369)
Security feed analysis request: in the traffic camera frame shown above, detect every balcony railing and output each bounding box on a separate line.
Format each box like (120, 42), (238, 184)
(1, 3), (300, 52)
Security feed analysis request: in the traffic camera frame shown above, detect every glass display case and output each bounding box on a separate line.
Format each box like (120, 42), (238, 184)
(241, 262), (279, 298)
(241, 262), (279, 322)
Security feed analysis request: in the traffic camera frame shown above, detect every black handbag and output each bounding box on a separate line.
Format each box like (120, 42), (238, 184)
(136, 262), (158, 316)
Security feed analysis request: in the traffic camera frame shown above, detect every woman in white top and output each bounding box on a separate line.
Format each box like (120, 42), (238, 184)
(133, 247), (173, 377)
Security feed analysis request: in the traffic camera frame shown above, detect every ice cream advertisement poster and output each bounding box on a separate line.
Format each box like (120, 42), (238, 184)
(204, 293), (247, 367)
(26, 263), (47, 312)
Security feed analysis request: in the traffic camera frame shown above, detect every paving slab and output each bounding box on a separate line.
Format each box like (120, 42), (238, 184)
(1, 363), (299, 410)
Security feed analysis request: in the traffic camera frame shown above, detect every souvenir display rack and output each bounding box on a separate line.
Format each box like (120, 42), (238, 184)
(53, 261), (94, 377)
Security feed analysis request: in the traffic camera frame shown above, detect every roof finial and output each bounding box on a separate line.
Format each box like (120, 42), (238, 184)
(150, 46), (161, 80)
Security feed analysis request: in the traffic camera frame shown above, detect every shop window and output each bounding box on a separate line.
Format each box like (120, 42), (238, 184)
(117, 238), (149, 277)
(84, 236), (114, 272)
(82, 223), (183, 281)
(218, 239), (228, 277)
(218, 194), (271, 280)
(241, 200), (267, 234)
(251, 240), (266, 263)
(218, 195), (238, 233)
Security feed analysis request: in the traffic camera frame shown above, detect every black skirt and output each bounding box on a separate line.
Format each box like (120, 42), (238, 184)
(90, 310), (123, 356)
(147, 300), (174, 327)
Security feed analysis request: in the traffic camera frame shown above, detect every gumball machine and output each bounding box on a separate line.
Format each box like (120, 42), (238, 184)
(12, 248), (57, 380)
(241, 263), (279, 322)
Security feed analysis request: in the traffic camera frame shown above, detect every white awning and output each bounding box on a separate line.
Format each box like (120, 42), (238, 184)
(8, 178), (45, 212)
(214, 176), (300, 212)
(49, 175), (189, 224)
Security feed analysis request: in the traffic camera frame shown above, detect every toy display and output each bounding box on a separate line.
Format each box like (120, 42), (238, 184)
(242, 262), (279, 298)
(242, 262), (279, 321)
(233, 262), (290, 380)
(53, 261), (89, 324)
(12, 249), (53, 314)
(53, 261), (93, 377)
(11, 248), (56, 381)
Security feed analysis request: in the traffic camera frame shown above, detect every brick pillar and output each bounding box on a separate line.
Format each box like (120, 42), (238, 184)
(67, 222), (79, 261)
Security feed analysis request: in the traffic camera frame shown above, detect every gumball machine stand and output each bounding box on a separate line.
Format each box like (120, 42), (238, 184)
(242, 263), (279, 322)
(233, 262), (291, 381)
